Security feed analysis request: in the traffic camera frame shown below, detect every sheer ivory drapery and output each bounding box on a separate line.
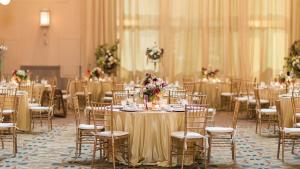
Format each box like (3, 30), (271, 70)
(83, 0), (300, 82)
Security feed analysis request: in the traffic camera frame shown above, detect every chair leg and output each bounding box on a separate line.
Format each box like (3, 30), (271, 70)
(277, 136), (281, 159)
(112, 138), (116, 169)
(127, 137), (131, 166)
(232, 139), (235, 160)
(292, 140), (295, 154)
(259, 119), (262, 135)
(79, 131), (82, 156)
(169, 137), (172, 168)
(208, 135), (212, 163)
(92, 138), (97, 168)
(255, 118), (258, 134)
(282, 135), (285, 162)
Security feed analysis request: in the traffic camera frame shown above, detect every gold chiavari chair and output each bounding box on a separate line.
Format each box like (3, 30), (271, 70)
(205, 101), (241, 163)
(112, 90), (130, 105)
(168, 90), (187, 104)
(254, 88), (277, 135)
(170, 104), (208, 169)
(29, 85), (56, 131)
(0, 88), (18, 157)
(91, 102), (130, 169)
(18, 81), (34, 101)
(190, 94), (216, 127)
(221, 78), (241, 111)
(72, 96), (104, 158)
(28, 85), (44, 107)
(183, 82), (195, 95)
(275, 100), (300, 162)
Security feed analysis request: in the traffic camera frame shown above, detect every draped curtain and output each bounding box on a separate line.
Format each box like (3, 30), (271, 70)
(82, 0), (300, 82)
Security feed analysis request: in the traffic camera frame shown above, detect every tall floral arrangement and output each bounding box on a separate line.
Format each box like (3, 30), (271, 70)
(146, 43), (164, 68)
(142, 73), (168, 102)
(201, 67), (219, 79)
(12, 69), (29, 82)
(285, 40), (300, 78)
(95, 41), (120, 75)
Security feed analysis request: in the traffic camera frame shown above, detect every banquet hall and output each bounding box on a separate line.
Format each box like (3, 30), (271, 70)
(1, 0), (300, 168)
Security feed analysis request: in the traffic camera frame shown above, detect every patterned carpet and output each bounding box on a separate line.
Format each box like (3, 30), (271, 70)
(0, 112), (300, 169)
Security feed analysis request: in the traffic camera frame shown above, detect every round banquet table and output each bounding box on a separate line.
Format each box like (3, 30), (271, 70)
(113, 110), (185, 166)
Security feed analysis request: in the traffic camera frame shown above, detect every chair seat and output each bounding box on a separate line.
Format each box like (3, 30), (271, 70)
(62, 94), (70, 100)
(221, 92), (234, 96)
(205, 127), (234, 133)
(296, 123), (300, 128)
(102, 97), (113, 102)
(208, 108), (216, 113)
(296, 113), (300, 118)
(2, 109), (16, 114)
(96, 131), (129, 137)
(235, 97), (248, 102)
(28, 103), (41, 107)
(79, 124), (104, 130)
(75, 92), (91, 96)
(249, 99), (269, 104)
(61, 90), (67, 94)
(284, 128), (300, 134)
(258, 108), (277, 115)
(29, 106), (53, 111)
(0, 123), (15, 128)
(171, 131), (205, 139)
(104, 91), (113, 97)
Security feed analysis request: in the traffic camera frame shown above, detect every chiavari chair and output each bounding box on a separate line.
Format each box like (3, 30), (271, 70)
(72, 96), (103, 158)
(205, 101), (240, 163)
(183, 82), (195, 95)
(168, 90), (187, 104)
(291, 84), (300, 125)
(112, 90), (130, 105)
(91, 102), (130, 169)
(83, 86), (93, 124)
(28, 85), (44, 107)
(189, 94), (216, 127)
(29, 85), (56, 131)
(254, 88), (277, 135)
(275, 100), (300, 162)
(0, 88), (18, 157)
(18, 81), (34, 102)
(221, 78), (241, 111)
(170, 104), (208, 169)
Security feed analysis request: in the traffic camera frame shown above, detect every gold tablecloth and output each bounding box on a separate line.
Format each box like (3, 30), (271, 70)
(114, 110), (184, 166)
(69, 81), (112, 101)
(196, 81), (230, 108)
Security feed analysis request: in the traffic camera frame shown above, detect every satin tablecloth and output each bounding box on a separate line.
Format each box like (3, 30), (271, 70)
(113, 110), (184, 166)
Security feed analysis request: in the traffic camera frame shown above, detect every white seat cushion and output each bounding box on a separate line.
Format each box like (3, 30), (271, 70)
(205, 127), (234, 133)
(296, 123), (300, 128)
(62, 94), (70, 100)
(2, 109), (15, 114)
(249, 99), (269, 104)
(0, 123), (14, 128)
(28, 103), (41, 107)
(75, 91), (85, 96)
(171, 131), (205, 139)
(258, 108), (277, 115)
(79, 124), (104, 130)
(235, 97), (248, 102)
(105, 91), (113, 96)
(221, 92), (234, 96)
(29, 106), (52, 111)
(284, 128), (300, 134)
(296, 113), (300, 118)
(208, 108), (216, 113)
(102, 97), (113, 102)
(97, 131), (129, 137)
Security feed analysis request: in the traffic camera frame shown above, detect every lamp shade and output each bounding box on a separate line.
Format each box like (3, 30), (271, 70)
(0, 0), (11, 5)
(40, 10), (50, 27)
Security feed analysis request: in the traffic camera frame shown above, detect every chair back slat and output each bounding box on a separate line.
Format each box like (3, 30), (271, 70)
(184, 104), (207, 135)
(72, 96), (81, 128)
(91, 102), (112, 132)
(169, 90), (187, 104)
(183, 82), (195, 95)
(275, 100), (284, 130)
(232, 101), (241, 129)
(112, 90), (129, 105)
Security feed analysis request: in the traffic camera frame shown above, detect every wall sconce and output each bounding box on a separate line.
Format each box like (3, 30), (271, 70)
(40, 10), (50, 27)
(40, 10), (50, 45)
(0, 0), (11, 5)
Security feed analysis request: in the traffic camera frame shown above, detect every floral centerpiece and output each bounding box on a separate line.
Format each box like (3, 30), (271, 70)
(146, 43), (164, 68)
(12, 69), (29, 82)
(142, 73), (167, 102)
(201, 67), (219, 79)
(285, 40), (300, 78)
(95, 41), (120, 75)
(88, 67), (104, 80)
